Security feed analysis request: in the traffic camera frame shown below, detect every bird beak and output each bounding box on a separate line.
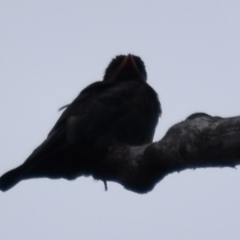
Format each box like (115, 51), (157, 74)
(106, 54), (145, 82)
(118, 54), (139, 72)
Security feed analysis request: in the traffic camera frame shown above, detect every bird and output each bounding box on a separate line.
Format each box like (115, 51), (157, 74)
(0, 54), (161, 191)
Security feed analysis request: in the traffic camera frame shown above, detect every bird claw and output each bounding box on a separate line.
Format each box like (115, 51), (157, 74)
(103, 180), (108, 191)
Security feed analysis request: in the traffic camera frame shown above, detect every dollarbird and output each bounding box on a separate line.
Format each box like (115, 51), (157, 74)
(0, 54), (161, 191)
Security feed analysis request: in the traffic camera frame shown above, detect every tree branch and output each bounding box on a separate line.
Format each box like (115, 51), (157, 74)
(91, 113), (240, 193)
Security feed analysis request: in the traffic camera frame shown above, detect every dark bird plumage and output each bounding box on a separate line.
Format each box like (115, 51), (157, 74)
(0, 54), (161, 191)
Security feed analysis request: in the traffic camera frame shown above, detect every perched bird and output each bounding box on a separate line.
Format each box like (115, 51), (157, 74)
(0, 54), (161, 191)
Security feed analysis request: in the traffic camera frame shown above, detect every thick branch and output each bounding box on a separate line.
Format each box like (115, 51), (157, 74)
(92, 113), (240, 193)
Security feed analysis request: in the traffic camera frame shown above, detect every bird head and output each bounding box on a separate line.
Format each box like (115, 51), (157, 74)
(103, 54), (147, 82)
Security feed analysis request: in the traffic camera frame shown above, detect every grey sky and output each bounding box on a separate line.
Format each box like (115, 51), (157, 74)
(1, 1), (240, 240)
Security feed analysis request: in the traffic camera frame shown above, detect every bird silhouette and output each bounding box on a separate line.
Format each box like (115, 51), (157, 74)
(0, 54), (161, 191)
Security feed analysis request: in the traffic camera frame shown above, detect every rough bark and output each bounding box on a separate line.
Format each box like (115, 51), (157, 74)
(92, 113), (240, 193)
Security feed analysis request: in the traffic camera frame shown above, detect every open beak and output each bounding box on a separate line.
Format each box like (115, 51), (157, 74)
(118, 54), (139, 72)
(106, 54), (145, 82)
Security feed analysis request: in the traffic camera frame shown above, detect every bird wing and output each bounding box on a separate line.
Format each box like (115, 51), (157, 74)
(22, 79), (160, 168)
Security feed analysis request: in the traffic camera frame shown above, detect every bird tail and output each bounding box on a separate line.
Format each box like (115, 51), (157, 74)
(0, 166), (25, 192)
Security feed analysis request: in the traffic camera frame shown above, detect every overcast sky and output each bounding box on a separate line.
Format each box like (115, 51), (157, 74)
(1, 1), (240, 240)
